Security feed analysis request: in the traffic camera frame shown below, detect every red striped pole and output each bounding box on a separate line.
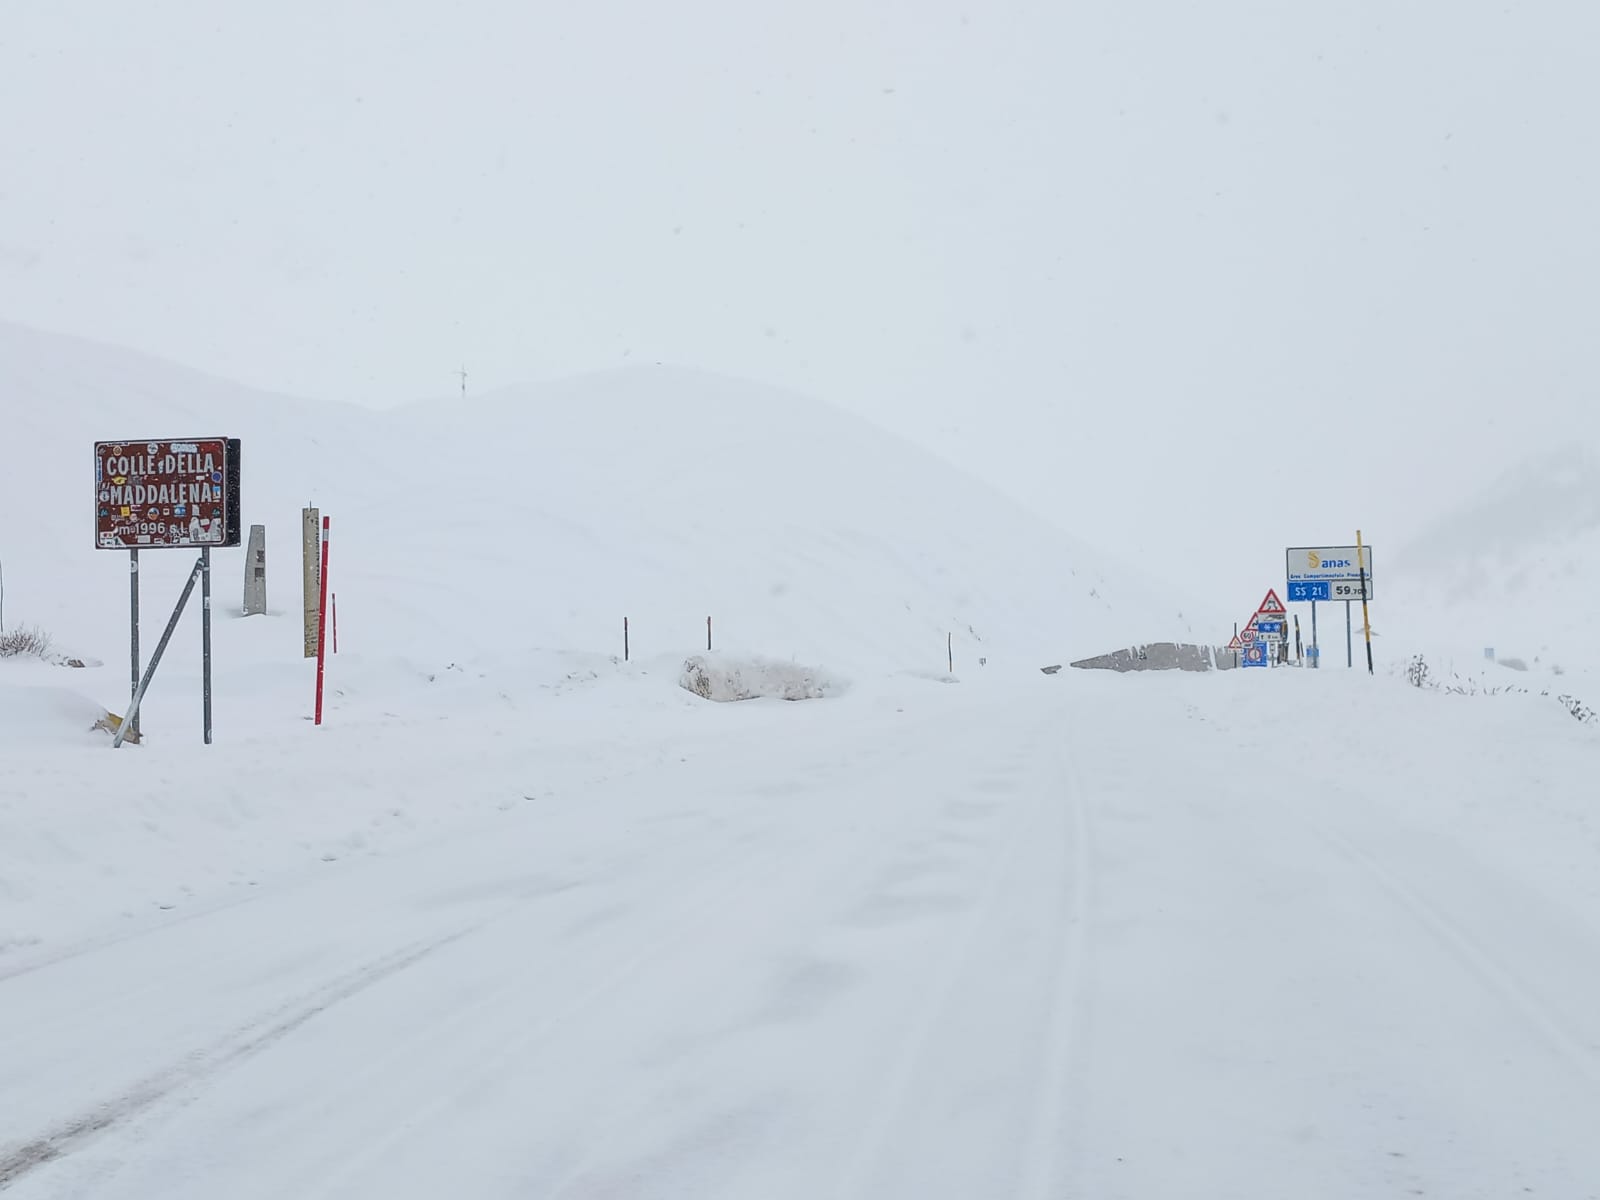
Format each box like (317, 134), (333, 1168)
(314, 517), (331, 725)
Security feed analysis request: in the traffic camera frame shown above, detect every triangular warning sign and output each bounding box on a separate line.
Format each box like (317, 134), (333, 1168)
(1244, 613), (1259, 630)
(1227, 634), (1242, 650)
(1257, 589), (1286, 615)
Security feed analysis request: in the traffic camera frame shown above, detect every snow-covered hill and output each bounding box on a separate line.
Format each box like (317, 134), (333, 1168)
(1386, 442), (1600, 675)
(0, 320), (1215, 734)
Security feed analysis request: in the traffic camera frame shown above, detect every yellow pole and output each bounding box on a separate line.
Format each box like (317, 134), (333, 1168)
(1356, 528), (1374, 675)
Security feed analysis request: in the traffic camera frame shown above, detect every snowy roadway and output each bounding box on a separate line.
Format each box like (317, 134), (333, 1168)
(4, 673), (1600, 1198)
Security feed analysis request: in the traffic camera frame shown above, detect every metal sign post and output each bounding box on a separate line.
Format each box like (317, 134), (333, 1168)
(130, 549), (141, 741)
(201, 547), (213, 744)
(96, 438), (241, 747)
(113, 555), (204, 748)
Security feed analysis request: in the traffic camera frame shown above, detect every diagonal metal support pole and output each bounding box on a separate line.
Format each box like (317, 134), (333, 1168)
(113, 554), (205, 748)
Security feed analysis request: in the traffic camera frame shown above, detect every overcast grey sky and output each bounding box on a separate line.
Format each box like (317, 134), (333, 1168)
(4, 1), (1597, 606)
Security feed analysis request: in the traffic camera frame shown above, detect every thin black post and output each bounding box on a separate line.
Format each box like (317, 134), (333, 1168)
(1233, 622), (1239, 669)
(624, 617), (630, 662)
(1359, 563), (1374, 675)
(129, 549), (141, 741)
(1311, 600), (1319, 669)
(707, 616), (713, 652)
(113, 555), (204, 748)
(201, 547), (213, 745)
(1346, 601), (1353, 668)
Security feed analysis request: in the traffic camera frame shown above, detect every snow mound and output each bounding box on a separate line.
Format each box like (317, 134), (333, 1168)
(0, 678), (115, 747)
(679, 654), (841, 702)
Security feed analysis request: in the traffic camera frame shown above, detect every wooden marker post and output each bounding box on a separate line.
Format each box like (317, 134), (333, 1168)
(302, 506), (320, 658)
(1357, 529), (1374, 675)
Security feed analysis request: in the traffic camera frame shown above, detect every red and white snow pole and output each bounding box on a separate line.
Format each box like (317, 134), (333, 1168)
(314, 516), (331, 725)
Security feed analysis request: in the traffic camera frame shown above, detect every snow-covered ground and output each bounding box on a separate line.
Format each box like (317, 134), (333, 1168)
(4, 665), (1599, 1198)
(4, 325), (1600, 1196)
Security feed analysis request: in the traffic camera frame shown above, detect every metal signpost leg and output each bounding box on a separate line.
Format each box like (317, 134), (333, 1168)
(130, 549), (141, 741)
(202, 547), (213, 745)
(1346, 601), (1353, 668)
(98, 438), (240, 746)
(113, 556), (204, 749)
(1357, 529), (1375, 676)
(1311, 600), (1318, 669)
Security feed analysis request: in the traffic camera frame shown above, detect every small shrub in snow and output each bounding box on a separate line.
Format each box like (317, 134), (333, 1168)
(1556, 694), (1597, 725)
(0, 625), (52, 659)
(1399, 654), (1594, 727)
(1499, 656), (1529, 672)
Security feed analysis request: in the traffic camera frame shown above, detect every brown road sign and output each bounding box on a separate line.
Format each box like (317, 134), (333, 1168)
(95, 438), (242, 550)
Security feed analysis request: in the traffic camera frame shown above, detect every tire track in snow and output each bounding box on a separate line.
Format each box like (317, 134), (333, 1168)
(0, 930), (470, 1193)
(285, 801), (890, 1199)
(0, 886), (273, 987)
(292, 715), (1023, 1199)
(1016, 736), (1095, 1200)
(4, 807), (757, 1199)
(1301, 813), (1600, 1091)
(830, 717), (1069, 1200)
(533, 799), (994, 1198)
